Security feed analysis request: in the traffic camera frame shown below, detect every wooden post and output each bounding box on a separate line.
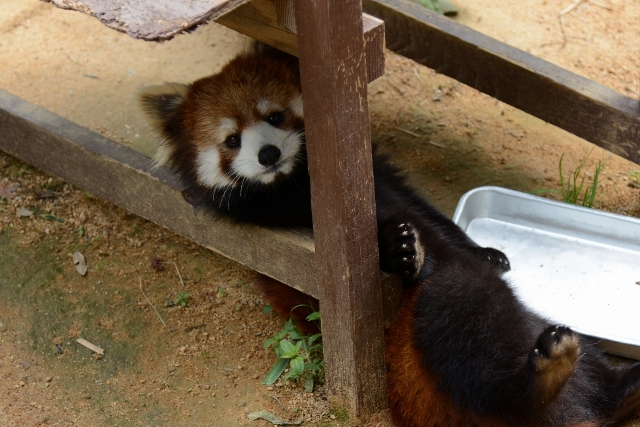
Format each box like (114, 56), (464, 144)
(294, 0), (388, 416)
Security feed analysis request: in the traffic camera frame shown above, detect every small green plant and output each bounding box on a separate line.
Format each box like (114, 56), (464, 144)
(194, 266), (204, 282)
(630, 171), (640, 189)
(173, 291), (191, 307)
(130, 225), (143, 236)
(534, 151), (604, 208)
(558, 153), (604, 207)
(330, 406), (350, 423)
(411, 0), (443, 13)
(263, 307), (324, 392)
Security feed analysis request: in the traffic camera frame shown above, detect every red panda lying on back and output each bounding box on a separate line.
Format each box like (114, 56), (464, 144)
(140, 43), (640, 427)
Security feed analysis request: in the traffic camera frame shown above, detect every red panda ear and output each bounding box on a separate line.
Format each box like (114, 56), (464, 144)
(138, 83), (189, 128)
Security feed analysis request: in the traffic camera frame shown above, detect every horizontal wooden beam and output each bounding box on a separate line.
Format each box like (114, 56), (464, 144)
(363, 0), (640, 165)
(216, 0), (385, 82)
(0, 89), (402, 323)
(0, 89), (317, 297)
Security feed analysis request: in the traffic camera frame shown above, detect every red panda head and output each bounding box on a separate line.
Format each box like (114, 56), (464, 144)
(140, 45), (305, 191)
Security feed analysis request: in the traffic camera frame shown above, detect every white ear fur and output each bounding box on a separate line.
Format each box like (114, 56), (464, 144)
(289, 94), (304, 119)
(153, 143), (174, 168)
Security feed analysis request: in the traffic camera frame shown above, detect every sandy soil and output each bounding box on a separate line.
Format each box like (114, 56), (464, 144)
(0, 0), (639, 426)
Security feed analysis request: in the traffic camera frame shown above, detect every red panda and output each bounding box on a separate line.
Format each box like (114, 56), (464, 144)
(140, 42), (510, 282)
(139, 43), (640, 426)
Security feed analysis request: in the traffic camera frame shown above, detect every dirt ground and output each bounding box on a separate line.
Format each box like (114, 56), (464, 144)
(1, 0), (639, 426)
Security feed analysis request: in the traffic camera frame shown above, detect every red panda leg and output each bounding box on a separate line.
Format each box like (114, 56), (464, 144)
(386, 285), (511, 427)
(529, 326), (580, 408)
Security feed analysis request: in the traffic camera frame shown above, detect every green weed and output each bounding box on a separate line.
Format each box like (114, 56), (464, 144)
(534, 151), (604, 208)
(558, 153), (604, 207)
(263, 307), (324, 393)
(629, 171), (640, 189)
(173, 291), (191, 307)
(411, 0), (443, 13)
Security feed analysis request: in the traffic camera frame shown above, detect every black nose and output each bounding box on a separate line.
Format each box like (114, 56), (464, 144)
(258, 145), (281, 166)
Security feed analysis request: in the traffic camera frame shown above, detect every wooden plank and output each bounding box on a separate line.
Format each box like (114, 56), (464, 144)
(0, 89), (404, 327)
(0, 89), (318, 297)
(294, 0), (388, 416)
(363, 0), (640, 165)
(216, 0), (386, 82)
(43, 0), (250, 41)
(43, 0), (385, 82)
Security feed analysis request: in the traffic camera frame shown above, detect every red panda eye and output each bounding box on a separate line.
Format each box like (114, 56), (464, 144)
(225, 134), (241, 148)
(267, 112), (285, 127)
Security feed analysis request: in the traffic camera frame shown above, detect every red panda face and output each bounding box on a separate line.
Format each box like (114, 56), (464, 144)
(140, 46), (305, 191)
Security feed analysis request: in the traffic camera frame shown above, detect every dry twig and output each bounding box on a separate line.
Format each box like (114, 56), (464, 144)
(559, 0), (612, 46)
(139, 278), (168, 330)
(394, 126), (421, 138)
(173, 262), (185, 287)
(272, 394), (288, 411)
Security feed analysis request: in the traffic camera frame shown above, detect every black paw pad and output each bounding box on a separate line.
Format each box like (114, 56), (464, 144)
(530, 325), (580, 406)
(473, 247), (511, 272)
(531, 325), (580, 369)
(388, 223), (425, 283)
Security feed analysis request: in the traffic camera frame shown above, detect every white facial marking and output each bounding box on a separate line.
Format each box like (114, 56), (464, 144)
(231, 121), (302, 184)
(216, 118), (237, 142)
(196, 146), (233, 189)
(257, 99), (283, 116)
(289, 94), (303, 118)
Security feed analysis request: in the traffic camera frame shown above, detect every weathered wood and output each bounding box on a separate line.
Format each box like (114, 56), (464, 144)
(363, 0), (640, 165)
(216, 0), (386, 82)
(0, 89), (404, 327)
(0, 89), (317, 297)
(42, 0), (385, 82)
(43, 0), (250, 41)
(294, 0), (388, 416)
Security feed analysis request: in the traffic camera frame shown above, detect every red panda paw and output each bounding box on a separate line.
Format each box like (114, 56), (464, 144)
(470, 246), (511, 272)
(530, 325), (580, 407)
(387, 223), (426, 283)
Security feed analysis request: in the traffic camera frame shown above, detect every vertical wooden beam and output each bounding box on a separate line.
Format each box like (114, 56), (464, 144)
(294, 0), (388, 416)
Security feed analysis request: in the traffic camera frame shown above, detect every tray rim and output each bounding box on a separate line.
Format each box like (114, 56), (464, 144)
(452, 186), (640, 360)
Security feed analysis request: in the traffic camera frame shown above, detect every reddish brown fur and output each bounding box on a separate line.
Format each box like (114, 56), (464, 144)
(253, 267), (605, 427)
(184, 50), (303, 150)
(386, 285), (511, 427)
(252, 273), (320, 336)
(386, 283), (601, 427)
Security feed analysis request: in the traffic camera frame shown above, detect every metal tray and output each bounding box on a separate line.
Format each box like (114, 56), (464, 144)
(452, 186), (640, 360)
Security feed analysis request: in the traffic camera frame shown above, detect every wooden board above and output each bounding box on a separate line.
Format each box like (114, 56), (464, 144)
(43, 0), (250, 41)
(43, 0), (386, 82)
